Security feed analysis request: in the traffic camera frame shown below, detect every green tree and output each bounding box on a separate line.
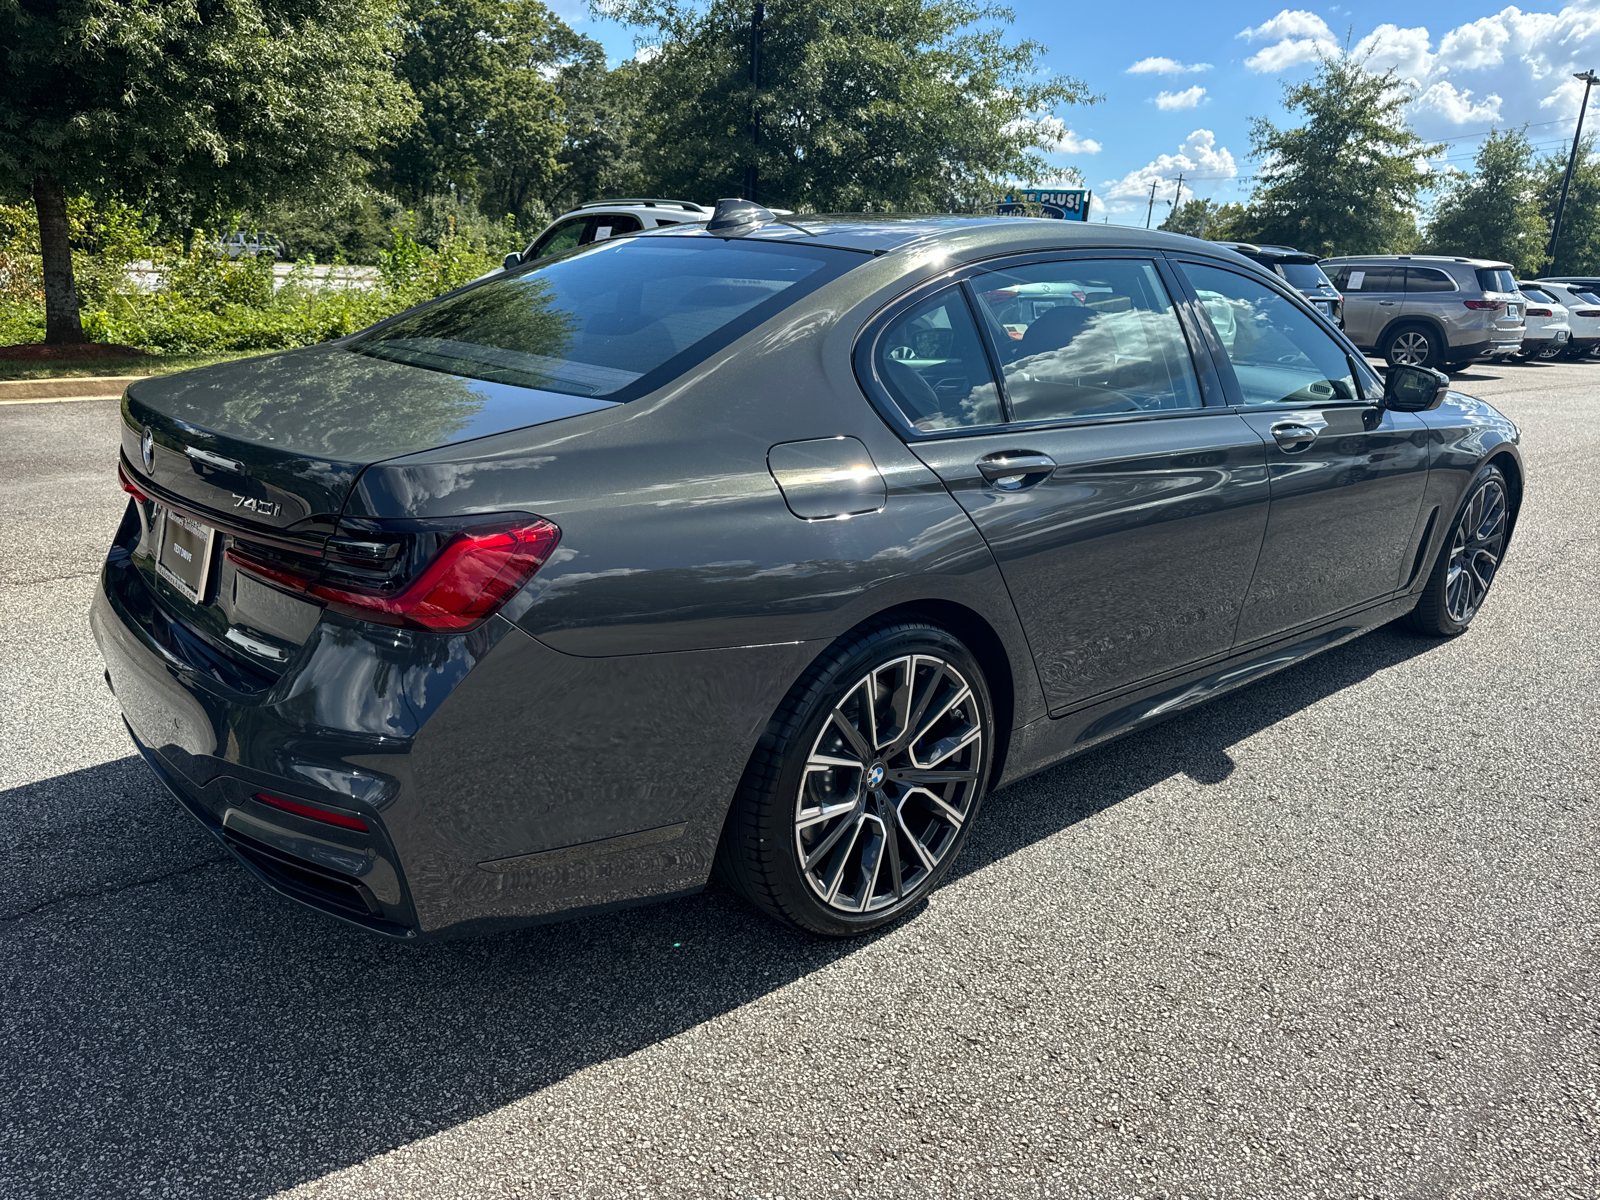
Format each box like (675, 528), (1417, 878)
(0, 0), (411, 344)
(1159, 198), (1251, 241)
(599, 0), (1096, 211)
(1537, 137), (1600, 276)
(1244, 53), (1441, 257)
(382, 0), (597, 225)
(1423, 129), (1549, 275)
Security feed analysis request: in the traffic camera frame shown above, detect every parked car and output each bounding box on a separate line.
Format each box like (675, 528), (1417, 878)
(213, 230), (286, 260)
(502, 199), (710, 272)
(1216, 242), (1343, 326)
(98, 203), (1523, 940)
(1320, 255), (1524, 369)
(1512, 282), (1572, 360)
(1531, 279), (1600, 358)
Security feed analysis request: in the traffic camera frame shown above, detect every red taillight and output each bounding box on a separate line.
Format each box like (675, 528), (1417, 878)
(227, 518), (560, 632)
(118, 461), (148, 503)
(1463, 300), (1505, 310)
(1526, 307), (1554, 317)
(253, 792), (369, 832)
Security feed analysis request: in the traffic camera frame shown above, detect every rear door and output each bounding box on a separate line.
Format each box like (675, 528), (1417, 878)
(1171, 259), (1430, 644)
(1328, 263), (1405, 347)
(864, 254), (1272, 714)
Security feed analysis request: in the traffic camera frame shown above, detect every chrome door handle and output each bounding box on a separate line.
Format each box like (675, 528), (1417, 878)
(1378, 300), (1397, 306)
(1270, 422), (1321, 452)
(977, 451), (1056, 488)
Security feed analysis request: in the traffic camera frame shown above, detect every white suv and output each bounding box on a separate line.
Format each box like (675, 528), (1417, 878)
(499, 200), (710, 272)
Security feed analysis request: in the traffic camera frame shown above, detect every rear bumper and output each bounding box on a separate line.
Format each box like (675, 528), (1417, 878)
(92, 535), (815, 938)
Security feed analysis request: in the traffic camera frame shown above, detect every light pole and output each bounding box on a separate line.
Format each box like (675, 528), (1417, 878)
(1548, 69), (1599, 265)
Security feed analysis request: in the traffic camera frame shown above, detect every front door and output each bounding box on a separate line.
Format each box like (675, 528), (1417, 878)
(1328, 263), (1406, 348)
(870, 256), (1272, 714)
(1172, 260), (1431, 644)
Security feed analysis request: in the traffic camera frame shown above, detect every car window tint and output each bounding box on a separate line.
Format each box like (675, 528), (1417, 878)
(875, 288), (1002, 432)
(588, 215), (643, 242)
(1406, 267), (1456, 292)
(1343, 265), (1404, 292)
(533, 218), (588, 258)
(1520, 288), (1555, 304)
(354, 239), (856, 400)
(967, 259), (1201, 422)
(1578, 292), (1600, 306)
(1475, 267), (1517, 293)
(1278, 262), (1332, 289)
(1178, 262), (1359, 406)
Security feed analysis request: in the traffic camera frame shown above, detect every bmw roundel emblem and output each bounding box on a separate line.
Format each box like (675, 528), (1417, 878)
(141, 426), (155, 470)
(866, 764), (885, 789)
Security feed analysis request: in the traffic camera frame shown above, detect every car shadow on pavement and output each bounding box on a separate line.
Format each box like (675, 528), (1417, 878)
(0, 622), (1435, 1199)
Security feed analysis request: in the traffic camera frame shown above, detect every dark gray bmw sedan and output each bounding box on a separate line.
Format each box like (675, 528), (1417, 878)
(94, 202), (1523, 940)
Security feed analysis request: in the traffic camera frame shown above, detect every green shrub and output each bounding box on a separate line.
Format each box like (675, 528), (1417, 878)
(0, 199), (503, 355)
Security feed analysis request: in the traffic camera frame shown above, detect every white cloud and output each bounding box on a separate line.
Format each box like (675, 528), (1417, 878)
(1413, 80), (1503, 124)
(1102, 129), (1237, 211)
(1156, 86), (1207, 110)
(1127, 56), (1212, 75)
(1239, 10), (1339, 73)
(1005, 113), (1102, 154)
(1234, 6), (1600, 128)
(634, 44), (660, 64)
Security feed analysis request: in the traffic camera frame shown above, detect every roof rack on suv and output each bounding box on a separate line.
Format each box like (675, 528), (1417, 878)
(575, 199), (709, 213)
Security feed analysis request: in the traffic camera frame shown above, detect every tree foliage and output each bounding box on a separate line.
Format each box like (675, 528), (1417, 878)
(598, 0), (1096, 211)
(1159, 198), (1250, 241)
(1423, 129), (1549, 276)
(0, 0), (412, 340)
(1243, 53), (1440, 257)
(1537, 137), (1600, 277)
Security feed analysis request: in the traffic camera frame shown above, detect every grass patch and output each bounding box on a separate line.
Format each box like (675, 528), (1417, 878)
(0, 349), (274, 382)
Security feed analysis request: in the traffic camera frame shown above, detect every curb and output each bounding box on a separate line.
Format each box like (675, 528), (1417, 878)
(0, 375), (147, 406)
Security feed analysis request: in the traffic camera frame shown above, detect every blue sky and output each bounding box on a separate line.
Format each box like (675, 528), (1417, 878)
(554, 1), (1600, 224)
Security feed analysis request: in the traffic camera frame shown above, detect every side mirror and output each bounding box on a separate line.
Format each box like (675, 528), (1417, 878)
(1382, 364), (1449, 412)
(502, 251), (523, 272)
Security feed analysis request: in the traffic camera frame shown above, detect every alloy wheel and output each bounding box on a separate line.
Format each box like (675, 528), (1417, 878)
(1390, 331), (1432, 366)
(794, 654), (984, 914)
(1445, 479), (1508, 625)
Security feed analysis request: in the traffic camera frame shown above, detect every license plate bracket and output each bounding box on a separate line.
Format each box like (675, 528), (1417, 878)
(154, 506), (218, 604)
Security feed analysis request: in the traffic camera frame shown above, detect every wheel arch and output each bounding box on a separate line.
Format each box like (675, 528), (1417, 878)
(1377, 314), (1450, 358)
(1485, 447), (1524, 538)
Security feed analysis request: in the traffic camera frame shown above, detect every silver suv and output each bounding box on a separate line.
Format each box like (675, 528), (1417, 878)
(1320, 255), (1524, 369)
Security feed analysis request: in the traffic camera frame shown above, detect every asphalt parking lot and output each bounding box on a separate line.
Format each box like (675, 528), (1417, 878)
(1, 358), (1596, 1199)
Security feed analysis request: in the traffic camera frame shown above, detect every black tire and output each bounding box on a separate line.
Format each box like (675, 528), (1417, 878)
(1382, 323), (1443, 370)
(715, 619), (995, 936)
(1406, 463), (1511, 637)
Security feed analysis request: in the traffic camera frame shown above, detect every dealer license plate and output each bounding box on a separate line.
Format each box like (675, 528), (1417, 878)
(1557, 329), (1570, 342)
(154, 506), (218, 603)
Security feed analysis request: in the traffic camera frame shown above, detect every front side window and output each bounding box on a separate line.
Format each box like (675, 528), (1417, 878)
(1179, 262), (1359, 406)
(874, 288), (1002, 432)
(531, 217), (588, 259)
(354, 238), (855, 399)
(1336, 264), (1405, 292)
(968, 259), (1202, 422)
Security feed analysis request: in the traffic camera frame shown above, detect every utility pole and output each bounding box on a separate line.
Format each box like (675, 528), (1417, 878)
(743, 3), (764, 202)
(1170, 173), (1185, 223)
(1145, 179), (1159, 229)
(1549, 68), (1599, 265)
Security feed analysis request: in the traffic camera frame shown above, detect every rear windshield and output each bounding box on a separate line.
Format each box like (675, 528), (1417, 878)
(1476, 268), (1517, 293)
(352, 237), (856, 399)
(1520, 287), (1555, 303)
(1579, 292), (1600, 306)
(1276, 262), (1332, 289)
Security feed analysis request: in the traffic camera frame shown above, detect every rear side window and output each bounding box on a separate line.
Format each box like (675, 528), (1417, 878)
(968, 259), (1202, 422)
(875, 288), (1002, 432)
(589, 214), (642, 241)
(1476, 268), (1517, 293)
(353, 238), (855, 400)
(1406, 267), (1457, 292)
